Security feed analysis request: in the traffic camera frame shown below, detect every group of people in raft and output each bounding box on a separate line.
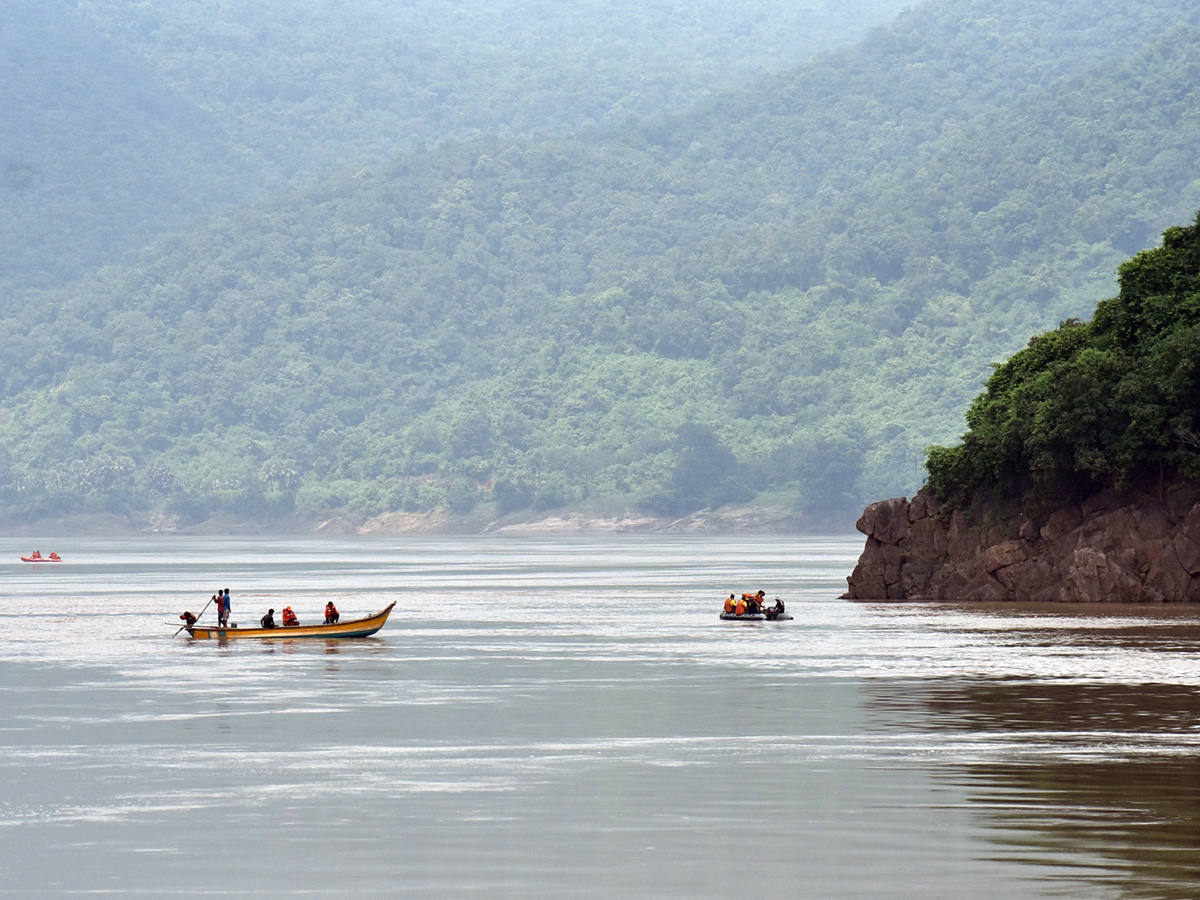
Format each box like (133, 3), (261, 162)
(178, 588), (340, 630)
(724, 590), (786, 619)
(24, 550), (62, 561)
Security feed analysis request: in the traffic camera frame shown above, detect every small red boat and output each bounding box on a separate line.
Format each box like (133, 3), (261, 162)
(21, 552), (62, 563)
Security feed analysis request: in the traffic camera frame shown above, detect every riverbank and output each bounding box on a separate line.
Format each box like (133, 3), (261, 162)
(3, 501), (837, 537)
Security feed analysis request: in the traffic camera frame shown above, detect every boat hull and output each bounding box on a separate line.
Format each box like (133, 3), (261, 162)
(21, 556), (61, 563)
(719, 612), (792, 621)
(185, 602), (396, 640)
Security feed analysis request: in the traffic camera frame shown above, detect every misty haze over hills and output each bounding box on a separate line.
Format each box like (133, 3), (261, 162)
(1, 0), (1199, 530)
(2, 0), (910, 290)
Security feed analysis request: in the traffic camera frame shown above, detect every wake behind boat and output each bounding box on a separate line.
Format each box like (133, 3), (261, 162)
(181, 601), (396, 640)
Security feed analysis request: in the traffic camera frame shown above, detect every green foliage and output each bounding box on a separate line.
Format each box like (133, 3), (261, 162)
(638, 423), (754, 516)
(2, 0), (910, 291)
(4, 0), (1200, 527)
(926, 213), (1200, 510)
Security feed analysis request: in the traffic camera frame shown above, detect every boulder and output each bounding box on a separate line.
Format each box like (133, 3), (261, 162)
(984, 540), (1026, 573)
(857, 497), (912, 545)
(1061, 547), (1146, 603)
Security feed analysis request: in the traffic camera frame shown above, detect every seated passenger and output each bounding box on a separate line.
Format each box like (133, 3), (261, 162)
(742, 589), (765, 614)
(48, 552), (61, 561)
(261, 608), (276, 629)
(281, 606), (299, 627)
(765, 597), (785, 620)
(324, 601), (339, 625)
(724, 594), (736, 614)
(734, 597), (747, 616)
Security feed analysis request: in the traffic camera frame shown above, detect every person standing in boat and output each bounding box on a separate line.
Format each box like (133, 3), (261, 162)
(260, 608), (276, 629)
(222, 588), (231, 625)
(324, 601), (339, 624)
(214, 592), (227, 627)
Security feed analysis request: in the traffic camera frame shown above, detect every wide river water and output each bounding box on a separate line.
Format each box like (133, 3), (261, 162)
(4, 534), (1200, 898)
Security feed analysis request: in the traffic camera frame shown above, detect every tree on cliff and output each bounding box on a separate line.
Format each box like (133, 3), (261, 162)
(926, 211), (1200, 512)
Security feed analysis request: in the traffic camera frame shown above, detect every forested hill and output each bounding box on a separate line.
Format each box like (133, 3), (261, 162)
(3, 0), (1200, 530)
(0, 0), (262, 291)
(926, 212), (1200, 514)
(1, 0), (909, 292)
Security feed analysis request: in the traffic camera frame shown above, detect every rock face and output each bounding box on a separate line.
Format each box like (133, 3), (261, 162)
(843, 480), (1200, 602)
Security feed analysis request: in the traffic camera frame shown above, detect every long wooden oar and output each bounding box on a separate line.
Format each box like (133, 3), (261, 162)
(174, 596), (214, 636)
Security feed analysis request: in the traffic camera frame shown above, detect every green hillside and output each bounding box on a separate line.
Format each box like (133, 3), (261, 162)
(926, 212), (1200, 512)
(2, 0), (1199, 529)
(2, 0), (908, 292)
(0, 0), (261, 291)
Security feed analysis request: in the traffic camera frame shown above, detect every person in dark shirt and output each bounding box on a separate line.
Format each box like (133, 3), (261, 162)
(260, 608), (276, 629)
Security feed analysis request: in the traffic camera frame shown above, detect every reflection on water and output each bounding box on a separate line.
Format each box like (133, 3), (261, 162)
(866, 670), (1200, 899)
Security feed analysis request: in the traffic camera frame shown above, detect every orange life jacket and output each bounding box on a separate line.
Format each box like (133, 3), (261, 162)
(724, 597), (735, 613)
(735, 600), (746, 615)
(282, 607), (298, 626)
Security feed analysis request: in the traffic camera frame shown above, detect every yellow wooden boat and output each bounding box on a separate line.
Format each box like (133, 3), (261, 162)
(184, 601), (396, 640)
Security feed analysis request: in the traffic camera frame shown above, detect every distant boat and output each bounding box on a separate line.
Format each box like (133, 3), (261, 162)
(21, 553), (62, 563)
(182, 602), (397, 640)
(719, 593), (791, 621)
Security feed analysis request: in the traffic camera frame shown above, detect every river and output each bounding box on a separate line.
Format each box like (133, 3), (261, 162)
(3, 534), (1200, 897)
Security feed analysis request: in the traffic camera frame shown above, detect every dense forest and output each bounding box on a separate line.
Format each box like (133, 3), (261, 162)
(2, 0), (1199, 529)
(926, 213), (1200, 513)
(2, 0), (908, 291)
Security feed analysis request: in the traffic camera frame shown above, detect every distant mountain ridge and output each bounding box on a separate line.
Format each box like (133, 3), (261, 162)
(2, 0), (1199, 530)
(0, 0), (260, 291)
(0, 0), (909, 292)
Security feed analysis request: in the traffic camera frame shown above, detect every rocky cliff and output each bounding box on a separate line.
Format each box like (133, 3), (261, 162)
(843, 478), (1200, 602)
